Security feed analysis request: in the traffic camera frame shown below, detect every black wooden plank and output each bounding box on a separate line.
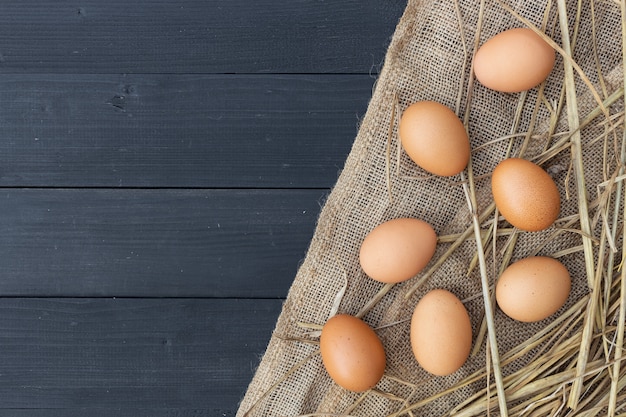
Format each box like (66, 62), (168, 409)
(0, 410), (234, 417)
(0, 188), (323, 298)
(0, 297), (282, 414)
(0, 74), (370, 188)
(0, 411), (232, 417)
(0, 0), (405, 74)
(0, 411), (234, 417)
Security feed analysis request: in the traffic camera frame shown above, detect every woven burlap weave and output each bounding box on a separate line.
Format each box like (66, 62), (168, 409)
(238, 0), (625, 415)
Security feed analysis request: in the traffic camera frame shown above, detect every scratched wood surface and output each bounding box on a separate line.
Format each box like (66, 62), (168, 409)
(0, 1), (406, 415)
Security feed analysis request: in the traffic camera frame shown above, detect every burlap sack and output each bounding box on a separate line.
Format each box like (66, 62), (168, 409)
(238, 0), (625, 415)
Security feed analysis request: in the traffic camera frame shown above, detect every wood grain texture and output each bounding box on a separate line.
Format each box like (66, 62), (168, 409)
(0, 188), (323, 298)
(0, 410), (235, 417)
(0, 0), (404, 74)
(0, 0), (408, 414)
(0, 411), (234, 417)
(0, 74), (371, 188)
(0, 298), (282, 413)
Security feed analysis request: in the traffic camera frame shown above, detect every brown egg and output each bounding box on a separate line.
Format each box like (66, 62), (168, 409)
(399, 101), (470, 176)
(359, 218), (437, 284)
(491, 158), (560, 231)
(410, 289), (472, 376)
(319, 314), (386, 392)
(474, 28), (555, 93)
(496, 256), (571, 322)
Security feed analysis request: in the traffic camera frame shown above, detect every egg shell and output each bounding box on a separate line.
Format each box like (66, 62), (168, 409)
(319, 314), (386, 392)
(359, 218), (437, 284)
(399, 101), (470, 177)
(496, 256), (571, 322)
(491, 158), (560, 232)
(410, 289), (472, 376)
(474, 27), (556, 93)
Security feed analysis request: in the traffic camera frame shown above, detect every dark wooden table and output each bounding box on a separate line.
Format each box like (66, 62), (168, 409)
(0, 1), (406, 415)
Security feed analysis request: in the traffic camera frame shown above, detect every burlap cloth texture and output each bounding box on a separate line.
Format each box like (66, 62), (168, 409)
(238, 0), (625, 415)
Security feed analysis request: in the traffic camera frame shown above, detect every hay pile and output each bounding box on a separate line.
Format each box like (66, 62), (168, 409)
(238, 0), (626, 415)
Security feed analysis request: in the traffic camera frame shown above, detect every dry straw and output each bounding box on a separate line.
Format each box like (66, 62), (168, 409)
(238, 0), (626, 416)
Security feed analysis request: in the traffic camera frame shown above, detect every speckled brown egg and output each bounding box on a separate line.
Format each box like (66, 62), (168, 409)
(491, 158), (560, 231)
(399, 101), (470, 177)
(359, 218), (437, 284)
(496, 256), (571, 322)
(319, 314), (386, 392)
(474, 27), (556, 93)
(410, 289), (472, 376)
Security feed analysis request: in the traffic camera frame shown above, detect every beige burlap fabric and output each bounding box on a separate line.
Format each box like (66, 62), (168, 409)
(238, 0), (625, 415)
